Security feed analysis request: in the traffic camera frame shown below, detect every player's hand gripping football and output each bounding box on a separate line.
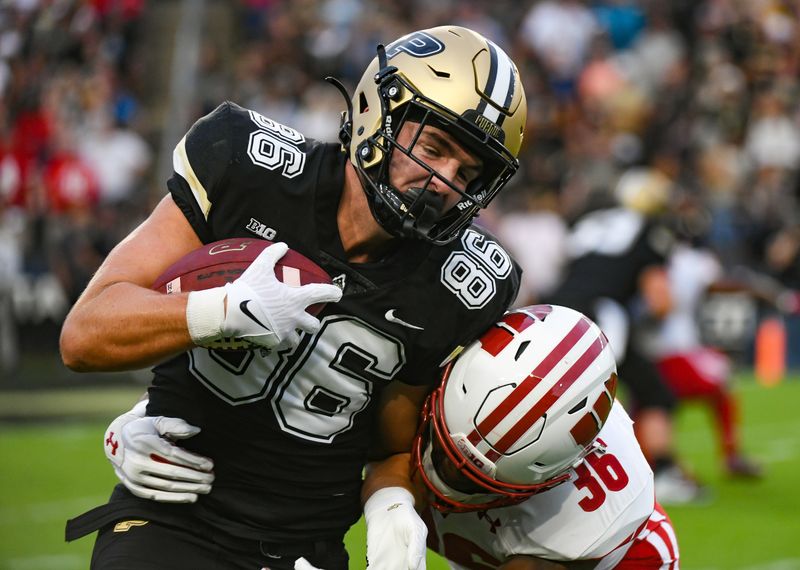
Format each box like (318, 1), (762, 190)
(104, 400), (215, 503)
(186, 242), (343, 349)
(364, 487), (427, 570)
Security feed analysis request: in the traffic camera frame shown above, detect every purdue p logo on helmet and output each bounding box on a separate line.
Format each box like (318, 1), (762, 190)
(342, 26), (527, 244)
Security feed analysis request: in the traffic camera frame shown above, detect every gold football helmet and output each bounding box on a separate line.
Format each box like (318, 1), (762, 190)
(332, 26), (526, 244)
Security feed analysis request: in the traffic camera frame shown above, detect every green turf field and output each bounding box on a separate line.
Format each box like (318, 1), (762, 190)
(1, 374), (799, 569)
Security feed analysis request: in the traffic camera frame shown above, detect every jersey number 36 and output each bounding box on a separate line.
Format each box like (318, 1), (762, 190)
(573, 443), (630, 512)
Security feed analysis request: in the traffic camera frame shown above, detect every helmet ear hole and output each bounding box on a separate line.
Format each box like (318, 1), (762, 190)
(358, 91), (369, 114)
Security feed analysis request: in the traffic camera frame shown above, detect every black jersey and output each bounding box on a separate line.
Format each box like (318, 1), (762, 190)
(133, 102), (519, 542)
(549, 207), (674, 314)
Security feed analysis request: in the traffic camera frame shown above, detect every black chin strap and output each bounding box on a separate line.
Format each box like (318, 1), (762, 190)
(402, 187), (445, 236)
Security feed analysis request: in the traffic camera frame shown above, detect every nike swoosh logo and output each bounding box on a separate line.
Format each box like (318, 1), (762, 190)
(239, 300), (270, 330)
(384, 309), (424, 330)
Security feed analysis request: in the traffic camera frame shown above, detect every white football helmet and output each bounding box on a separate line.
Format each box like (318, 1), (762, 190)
(330, 25), (526, 244)
(412, 304), (618, 512)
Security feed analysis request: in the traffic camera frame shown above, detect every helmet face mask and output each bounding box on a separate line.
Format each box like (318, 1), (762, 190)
(345, 26), (526, 244)
(411, 305), (619, 513)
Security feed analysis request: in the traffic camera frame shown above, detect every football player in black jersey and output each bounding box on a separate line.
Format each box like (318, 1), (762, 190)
(61, 26), (526, 570)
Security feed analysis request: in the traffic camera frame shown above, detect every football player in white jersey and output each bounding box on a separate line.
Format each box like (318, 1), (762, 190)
(406, 304), (680, 569)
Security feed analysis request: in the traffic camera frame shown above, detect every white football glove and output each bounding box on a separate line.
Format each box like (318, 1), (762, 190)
(364, 487), (427, 570)
(294, 557), (324, 570)
(104, 400), (215, 503)
(186, 242), (342, 349)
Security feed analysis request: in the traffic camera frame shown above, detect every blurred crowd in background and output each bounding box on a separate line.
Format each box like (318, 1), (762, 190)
(2, 0), (800, 382)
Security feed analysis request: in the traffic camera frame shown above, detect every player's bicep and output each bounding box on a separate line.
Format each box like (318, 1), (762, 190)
(79, 195), (202, 301)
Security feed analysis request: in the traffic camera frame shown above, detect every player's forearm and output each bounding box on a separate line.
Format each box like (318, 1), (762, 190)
(60, 282), (194, 372)
(362, 381), (431, 504)
(500, 556), (598, 570)
(362, 453), (427, 508)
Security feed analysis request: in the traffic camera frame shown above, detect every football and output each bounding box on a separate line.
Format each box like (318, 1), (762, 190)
(152, 238), (333, 350)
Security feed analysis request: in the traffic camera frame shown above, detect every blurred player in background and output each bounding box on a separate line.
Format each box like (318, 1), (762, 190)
(640, 194), (767, 478)
(546, 167), (705, 505)
(0, 183), (24, 377)
(61, 26), (526, 570)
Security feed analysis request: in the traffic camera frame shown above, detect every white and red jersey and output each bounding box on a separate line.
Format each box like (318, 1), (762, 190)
(617, 504), (679, 569)
(425, 402), (657, 569)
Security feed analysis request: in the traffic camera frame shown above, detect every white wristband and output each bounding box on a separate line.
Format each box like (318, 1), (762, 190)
(186, 288), (226, 344)
(363, 486), (416, 518)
